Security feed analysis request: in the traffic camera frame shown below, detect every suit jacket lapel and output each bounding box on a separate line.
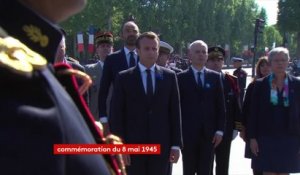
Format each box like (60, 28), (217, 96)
(98, 61), (103, 87)
(188, 67), (202, 91)
(286, 75), (300, 133)
(120, 48), (129, 69)
(288, 75), (295, 112)
(153, 66), (163, 101)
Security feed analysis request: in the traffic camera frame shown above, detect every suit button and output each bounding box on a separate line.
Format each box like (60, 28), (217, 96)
(148, 110), (153, 115)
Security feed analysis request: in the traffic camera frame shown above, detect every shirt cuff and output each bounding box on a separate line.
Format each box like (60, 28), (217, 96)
(171, 146), (181, 150)
(215, 130), (224, 136)
(99, 116), (108, 123)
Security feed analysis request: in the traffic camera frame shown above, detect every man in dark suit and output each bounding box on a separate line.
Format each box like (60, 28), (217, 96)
(0, 0), (122, 174)
(85, 32), (113, 120)
(206, 46), (243, 175)
(177, 40), (226, 175)
(98, 21), (140, 135)
(109, 32), (183, 175)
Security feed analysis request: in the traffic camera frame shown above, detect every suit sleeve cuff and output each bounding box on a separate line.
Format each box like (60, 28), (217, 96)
(215, 131), (224, 136)
(171, 146), (181, 150)
(99, 116), (108, 123)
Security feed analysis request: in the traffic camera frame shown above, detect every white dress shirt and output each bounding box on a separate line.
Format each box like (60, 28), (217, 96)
(124, 47), (138, 67)
(138, 63), (156, 94)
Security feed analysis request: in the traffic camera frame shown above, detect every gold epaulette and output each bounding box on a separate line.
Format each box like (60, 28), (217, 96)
(0, 34), (47, 77)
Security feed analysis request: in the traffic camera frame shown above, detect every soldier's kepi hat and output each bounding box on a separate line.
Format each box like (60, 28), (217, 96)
(232, 57), (244, 62)
(95, 32), (113, 45)
(208, 46), (225, 60)
(159, 41), (174, 54)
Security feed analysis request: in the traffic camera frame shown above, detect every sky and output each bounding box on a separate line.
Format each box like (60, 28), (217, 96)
(255, 0), (279, 25)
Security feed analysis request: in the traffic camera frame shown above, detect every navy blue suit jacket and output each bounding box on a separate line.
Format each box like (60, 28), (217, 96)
(248, 74), (300, 139)
(177, 67), (226, 143)
(110, 65), (183, 149)
(98, 49), (128, 118)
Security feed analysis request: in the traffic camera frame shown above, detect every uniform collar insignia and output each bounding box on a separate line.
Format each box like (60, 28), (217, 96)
(0, 0), (62, 63)
(23, 25), (49, 48)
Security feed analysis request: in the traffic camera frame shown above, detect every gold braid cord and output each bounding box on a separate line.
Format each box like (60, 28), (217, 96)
(104, 134), (127, 175)
(95, 121), (127, 175)
(56, 68), (92, 95)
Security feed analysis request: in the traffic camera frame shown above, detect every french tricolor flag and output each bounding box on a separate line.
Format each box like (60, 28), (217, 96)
(88, 26), (95, 54)
(77, 32), (84, 53)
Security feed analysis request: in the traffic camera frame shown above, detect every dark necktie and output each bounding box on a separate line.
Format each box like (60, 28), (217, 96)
(129, 51), (136, 68)
(197, 72), (203, 88)
(146, 69), (153, 97)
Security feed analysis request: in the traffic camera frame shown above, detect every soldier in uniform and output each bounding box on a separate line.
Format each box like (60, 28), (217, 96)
(0, 0), (124, 174)
(232, 57), (247, 102)
(85, 32), (114, 120)
(157, 40), (182, 73)
(206, 46), (243, 175)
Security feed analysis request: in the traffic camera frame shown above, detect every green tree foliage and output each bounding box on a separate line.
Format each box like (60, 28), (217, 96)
(61, 0), (283, 60)
(278, 0), (300, 57)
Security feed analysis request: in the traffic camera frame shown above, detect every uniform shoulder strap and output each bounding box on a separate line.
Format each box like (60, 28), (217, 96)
(225, 72), (240, 95)
(0, 35), (47, 77)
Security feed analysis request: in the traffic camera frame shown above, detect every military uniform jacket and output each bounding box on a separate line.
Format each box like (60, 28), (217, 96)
(0, 0), (119, 174)
(233, 67), (247, 98)
(85, 61), (103, 119)
(65, 56), (89, 105)
(221, 73), (242, 139)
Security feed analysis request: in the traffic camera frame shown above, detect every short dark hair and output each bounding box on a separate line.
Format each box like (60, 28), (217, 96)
(136, 31), (160, 49)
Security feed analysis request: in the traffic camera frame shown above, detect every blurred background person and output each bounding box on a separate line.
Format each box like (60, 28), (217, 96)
(54, 31), (90, 103)
(248, 47), (300, 175)
(241, 56), (271, 175)
(55, 29), (85, 72)
(232, 57), (248, 103)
